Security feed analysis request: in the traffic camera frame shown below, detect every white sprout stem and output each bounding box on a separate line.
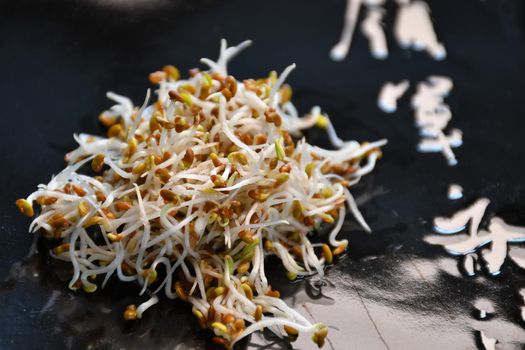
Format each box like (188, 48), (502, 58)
(136, 295), (159, 318)
(269, 63), (296, 106)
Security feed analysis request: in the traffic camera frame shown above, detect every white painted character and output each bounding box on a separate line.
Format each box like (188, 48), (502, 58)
(463, 254), (476, 276)
(361, 7), (388, 59)
(520, 289), (525, 322)
(480, 217), (525, 275)
(447, 184), (463, 200)
(364, 0), (385, 5)
(394, 0), (447, 60)
(417, 129), (462, 166)
(415, 104), (452, 136)
(411, 78), (452, 110)
(412, 76), (460, 165)
(433, 198), (525, 275)
(480, 331), (497, 350)
(427, 75), (453, 95)
(377, 80), (410, 113)
(330, 0), (364, 61)
(331, 0), (387, 61)
(433, 198), (490, 236)
(509, 246), (525, 270)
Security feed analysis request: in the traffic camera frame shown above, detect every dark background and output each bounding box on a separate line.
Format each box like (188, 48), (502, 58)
(1, 0), (525, 349)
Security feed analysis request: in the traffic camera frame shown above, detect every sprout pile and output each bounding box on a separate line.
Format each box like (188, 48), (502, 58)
(16, 40), (386, 348)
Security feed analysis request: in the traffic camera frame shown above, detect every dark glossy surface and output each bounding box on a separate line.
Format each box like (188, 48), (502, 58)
(1, 0), (525, 349)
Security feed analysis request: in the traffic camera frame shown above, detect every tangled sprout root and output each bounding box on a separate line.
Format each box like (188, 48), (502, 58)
(16, 40), (385, 348)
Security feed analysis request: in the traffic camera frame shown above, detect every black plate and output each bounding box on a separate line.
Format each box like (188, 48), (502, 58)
(1, 0), (525, 349)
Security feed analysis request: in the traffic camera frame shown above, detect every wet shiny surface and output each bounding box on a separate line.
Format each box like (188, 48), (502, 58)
(1, 0), (525, 349)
